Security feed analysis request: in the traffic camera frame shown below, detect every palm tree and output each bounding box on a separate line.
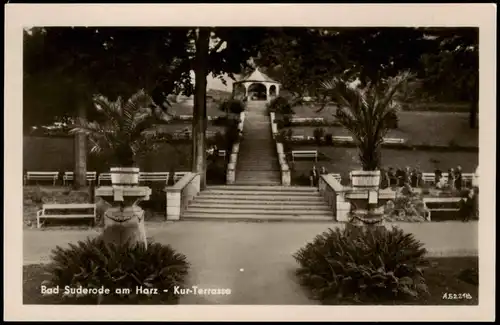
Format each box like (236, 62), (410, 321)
(70, 89), (172, 168)
(321, 71), (414, 172)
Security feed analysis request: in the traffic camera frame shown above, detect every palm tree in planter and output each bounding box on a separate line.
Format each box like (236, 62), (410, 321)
(71, 89), (171, 183)
(321, 71), (414, 189)
(70, 89), (171, 247)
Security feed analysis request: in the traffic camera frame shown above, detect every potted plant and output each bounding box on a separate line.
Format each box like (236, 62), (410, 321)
(70, 89), (171, 186)
(321, 71), (414, 189)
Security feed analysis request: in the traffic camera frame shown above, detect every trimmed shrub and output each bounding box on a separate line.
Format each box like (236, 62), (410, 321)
(384, 191), (430, 222)
(294, 226), (429, 304)
(44, 237), (189, 304)
(268, 96), (295, 115)
(219, 99), (245, 115)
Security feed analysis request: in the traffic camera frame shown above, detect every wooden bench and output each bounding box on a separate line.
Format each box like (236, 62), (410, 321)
(24, 171), (59, 186)
(139, 172), (170, 183)
(383, 137), (405, 144)
(62, 171), (97, 186)
(218, 149), (226, 158)
(173, 172), (188, 182)
(36, 203), (97, 228)
(291, 150), (318, 162)
(462, 173), (475, 187)
(332, 136), (354, 143)
(98, 173), (112, 186)
(330, 173), (342, 183)
(422, 197), (462, 220)
(422, 172), (449, 185)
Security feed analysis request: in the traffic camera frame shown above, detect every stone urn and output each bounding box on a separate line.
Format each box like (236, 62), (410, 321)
(95, 168), (151, 248)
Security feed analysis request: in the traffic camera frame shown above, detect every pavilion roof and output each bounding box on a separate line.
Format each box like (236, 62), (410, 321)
(234, 68), (279, 84)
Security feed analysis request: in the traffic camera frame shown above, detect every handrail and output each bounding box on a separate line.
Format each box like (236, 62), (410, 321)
(270, 112), (291, 186)
(226, 111), (245, 184)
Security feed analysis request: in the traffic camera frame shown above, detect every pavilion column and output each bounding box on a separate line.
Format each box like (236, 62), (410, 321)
(276, 84), (280, 96)
(244, 83), (249, 99)
(266, 85), (270, 101)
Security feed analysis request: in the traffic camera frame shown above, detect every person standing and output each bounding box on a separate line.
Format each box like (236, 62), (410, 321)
(455, 165), (463, 190)
(448, 168), (456, 191)
(380, 168), (389, 189)
(396, 168), (404, 187)
(387, 167), (396, 187)
(434, 168), (442, 186)
(309, 165), (319, 187)
(460, 189), (477, 222)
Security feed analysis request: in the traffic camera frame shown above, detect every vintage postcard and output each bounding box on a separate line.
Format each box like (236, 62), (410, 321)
(4, 3), (496, 322)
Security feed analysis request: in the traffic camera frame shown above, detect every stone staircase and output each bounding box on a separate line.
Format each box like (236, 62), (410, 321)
(235, 101), (281, 185)
(181, 100), (334, 222)
(182, 185), (333, 221)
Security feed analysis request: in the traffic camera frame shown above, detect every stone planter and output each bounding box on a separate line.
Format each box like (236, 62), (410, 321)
(351, 170), (381, 189)
(110, 167), (140, 186)
(95, 186), (151, 248)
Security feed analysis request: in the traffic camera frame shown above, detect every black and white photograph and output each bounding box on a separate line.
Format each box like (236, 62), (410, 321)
(4, 3), (496, 322)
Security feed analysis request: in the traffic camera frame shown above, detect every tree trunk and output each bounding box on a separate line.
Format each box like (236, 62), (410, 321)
(192, 28), (210, 189)
(469, 79), (479, 129)
(73, 100), (87, 190)
(469, 98), (478, 129)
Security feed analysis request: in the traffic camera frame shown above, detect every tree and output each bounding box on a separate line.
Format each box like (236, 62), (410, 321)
(321, 71), (414, 171)
(153, 27), (270, 189)
(419, 28), (479, 128)
(24, 27), (190, 188)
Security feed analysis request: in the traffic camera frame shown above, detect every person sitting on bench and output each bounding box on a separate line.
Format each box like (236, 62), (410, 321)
(309, 165), (319, 187)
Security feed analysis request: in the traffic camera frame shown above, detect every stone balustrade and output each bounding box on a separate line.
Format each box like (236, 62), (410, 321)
(165, 172), (201, 220)
(270, 111), (290, 186)
(319, 174), (351, 222)
(226, 112), (245, 184)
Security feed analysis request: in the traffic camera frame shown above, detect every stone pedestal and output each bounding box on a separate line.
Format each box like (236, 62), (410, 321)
(95, 186), (151, 248)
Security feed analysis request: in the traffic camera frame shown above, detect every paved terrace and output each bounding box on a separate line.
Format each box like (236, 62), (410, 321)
(24, 221), (477, 305)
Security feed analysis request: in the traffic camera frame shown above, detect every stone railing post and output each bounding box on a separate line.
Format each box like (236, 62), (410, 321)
(165, 172), (201, 221)
(319, 175), (352, 222)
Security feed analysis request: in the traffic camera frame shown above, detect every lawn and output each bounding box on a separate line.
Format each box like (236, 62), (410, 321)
(285, 109), (478, 147)
(289, 146), (479, 185)
(23, 256), (478, 305)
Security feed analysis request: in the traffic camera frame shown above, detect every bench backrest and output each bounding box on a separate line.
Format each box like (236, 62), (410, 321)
(140, 172), (170, 181)
(64, 171), (97, 178)
(99, 173), (112, 180)
(27, 171), (59, 177)
(423, 197), (462, 204)
(383, 138), (405, 144)
(292, 150), (317, 157)
(173, 172), (188, 181)
(218, 150), (226, 157)
(332, 136), (353, 142)
(43, 203), (96, 210)
(330, 173), (342, 182)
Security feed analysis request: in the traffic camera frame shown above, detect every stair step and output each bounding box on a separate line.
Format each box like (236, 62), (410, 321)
(184, 207), (332, 216)
(182, 214), (333, 222)
(206, 185), (319, 192)
(194, 197), (326, 205)
(189, 203), (331, 211)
